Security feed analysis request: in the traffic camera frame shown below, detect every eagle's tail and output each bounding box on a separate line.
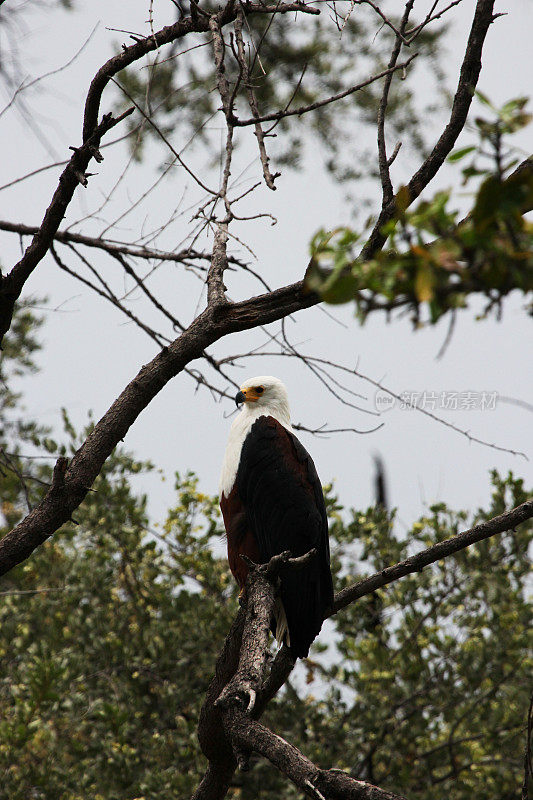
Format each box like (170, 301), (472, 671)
(273, 597), (290, 648)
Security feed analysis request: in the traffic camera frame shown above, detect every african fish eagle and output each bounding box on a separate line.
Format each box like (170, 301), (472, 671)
(219, 376), (334, 658)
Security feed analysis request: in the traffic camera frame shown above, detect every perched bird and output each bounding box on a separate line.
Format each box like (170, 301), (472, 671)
(219, 376), (333, 658)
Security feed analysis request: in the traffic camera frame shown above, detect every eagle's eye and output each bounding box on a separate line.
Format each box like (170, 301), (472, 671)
(255, 386), (264, 394)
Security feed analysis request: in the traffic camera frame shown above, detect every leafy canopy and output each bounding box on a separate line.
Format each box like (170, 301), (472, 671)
(305, 95), (533, 325)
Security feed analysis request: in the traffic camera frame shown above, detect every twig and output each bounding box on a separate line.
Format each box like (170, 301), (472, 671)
(0, 219), (247, 268)
(377, 1), (414, 206)
(406, 0), (463, 43)
(234, 10), (280, 190)
(111, 78), (217, 196)
(233, 54), (418, 127)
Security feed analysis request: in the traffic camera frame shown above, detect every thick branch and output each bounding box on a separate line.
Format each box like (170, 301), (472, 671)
(225, 708), (409, 800)
(332, 498), (533, 615)
(0, 306), (216, 576)
(215, 556), (277, 716)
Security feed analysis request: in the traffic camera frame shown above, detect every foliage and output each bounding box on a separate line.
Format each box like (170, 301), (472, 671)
(305, 96), (533, 325)
(0, 458), (529, 799)
(0, 460), (235, 799)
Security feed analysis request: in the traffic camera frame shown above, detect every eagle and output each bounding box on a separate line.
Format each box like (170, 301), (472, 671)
(219, 376), (334, 658)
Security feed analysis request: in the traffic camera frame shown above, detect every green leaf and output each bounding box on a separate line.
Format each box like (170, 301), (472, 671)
(475, 89), (495, 109)
(448, 145), (476, 163)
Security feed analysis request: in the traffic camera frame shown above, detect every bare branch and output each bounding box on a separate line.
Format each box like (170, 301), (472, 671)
(348, 1), (410, 43)
(405, 0), (463, 43)
(0, 219), (247, 268)
(210, 13), (233, 117)
(207, 225), (230, 306)
(111, 77), (217, 196)
(377, 1), (414, 206)
(224, 707), (409, 800)
(0, 107), (134, 345)
(233, 54), (418, 127)
(50, 244), (169, 347)
(234, 10), (280, 190)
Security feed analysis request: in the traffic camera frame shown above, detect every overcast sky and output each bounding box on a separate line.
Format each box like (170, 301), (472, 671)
(2, 0), (532, 529)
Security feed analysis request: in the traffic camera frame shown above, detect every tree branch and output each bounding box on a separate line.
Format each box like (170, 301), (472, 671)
(331, 498), (533, 615)
(0, 0), (321, 348)
(234, 10), (280, 190)
(232, 55), (418, 128)
(224, 708), (410, 800)
(376, 1), (414, 206)
(0, 107), (133, 345)
(361, 0), (497, 260)
(0, 219), (247, 267)
(207, 225), (230, 306)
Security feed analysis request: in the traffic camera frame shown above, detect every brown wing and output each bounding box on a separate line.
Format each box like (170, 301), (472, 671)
(220, 482), (260, 589)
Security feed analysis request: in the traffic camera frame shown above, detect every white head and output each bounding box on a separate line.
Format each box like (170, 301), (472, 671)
(234, 375), (291, 423)
(219, 376), (292, 497)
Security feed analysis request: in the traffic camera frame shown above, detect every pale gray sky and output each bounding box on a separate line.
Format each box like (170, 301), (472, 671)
(2, 0), (532, 528)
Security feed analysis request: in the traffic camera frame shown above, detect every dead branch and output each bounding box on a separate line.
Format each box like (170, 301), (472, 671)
(216, 549), (316, 716)
(0, 0), (321, 349)
(207, 225), (230, 306)
(214, 559), (277, 724)
(234, 10), (280, 190)
(225, 708), (410, 799)
(377, 1), (414, 206)
(0, 219), (247, 268)
(405, 0), (463, 43)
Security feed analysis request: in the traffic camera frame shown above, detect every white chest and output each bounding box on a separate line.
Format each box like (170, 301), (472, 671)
(219, 408), (292, 498)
